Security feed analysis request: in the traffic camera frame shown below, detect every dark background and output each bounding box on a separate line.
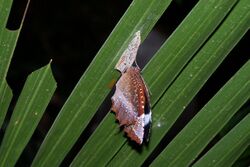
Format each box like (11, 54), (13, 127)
(2, 0), (249, 166)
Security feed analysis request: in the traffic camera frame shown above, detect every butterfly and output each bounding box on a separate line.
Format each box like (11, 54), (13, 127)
(111, 31), (152, 144)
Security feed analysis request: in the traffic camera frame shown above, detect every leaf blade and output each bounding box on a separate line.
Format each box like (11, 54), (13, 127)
(0, 0), (30, 125)
(0, 63), (56, 167)
(0, 0), (30, 95)
(151, 61), (250, 166)
(107, 0), (250, 165)
(193, 114), (250, 167)
(71, 0), (241, 166)
(31, 0), (173, 166)
(0, 81), (12, 128)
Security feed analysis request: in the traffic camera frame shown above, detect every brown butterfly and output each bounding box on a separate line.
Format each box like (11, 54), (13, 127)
(111, 31), (152, 144)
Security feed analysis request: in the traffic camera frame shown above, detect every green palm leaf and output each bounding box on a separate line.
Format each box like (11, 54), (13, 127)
(31, 0), (173, 166)
(151, 60), (250, 166)
(0, 63), (56, 167)
(193, 114), (250, 167)
(106, 0), (249, 166)
(0, 0), (30, 129)
(0, 0), (249, 166)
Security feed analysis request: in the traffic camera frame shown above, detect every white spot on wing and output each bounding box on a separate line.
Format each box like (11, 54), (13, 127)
(134, 115), (145, 143)
(144, 112), (152, 125)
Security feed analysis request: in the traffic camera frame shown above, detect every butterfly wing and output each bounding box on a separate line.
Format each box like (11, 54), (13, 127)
(111, 67), (151, 144)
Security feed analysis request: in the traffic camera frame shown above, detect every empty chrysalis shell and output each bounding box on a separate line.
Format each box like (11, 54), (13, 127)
(111, 31), (152, 144)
